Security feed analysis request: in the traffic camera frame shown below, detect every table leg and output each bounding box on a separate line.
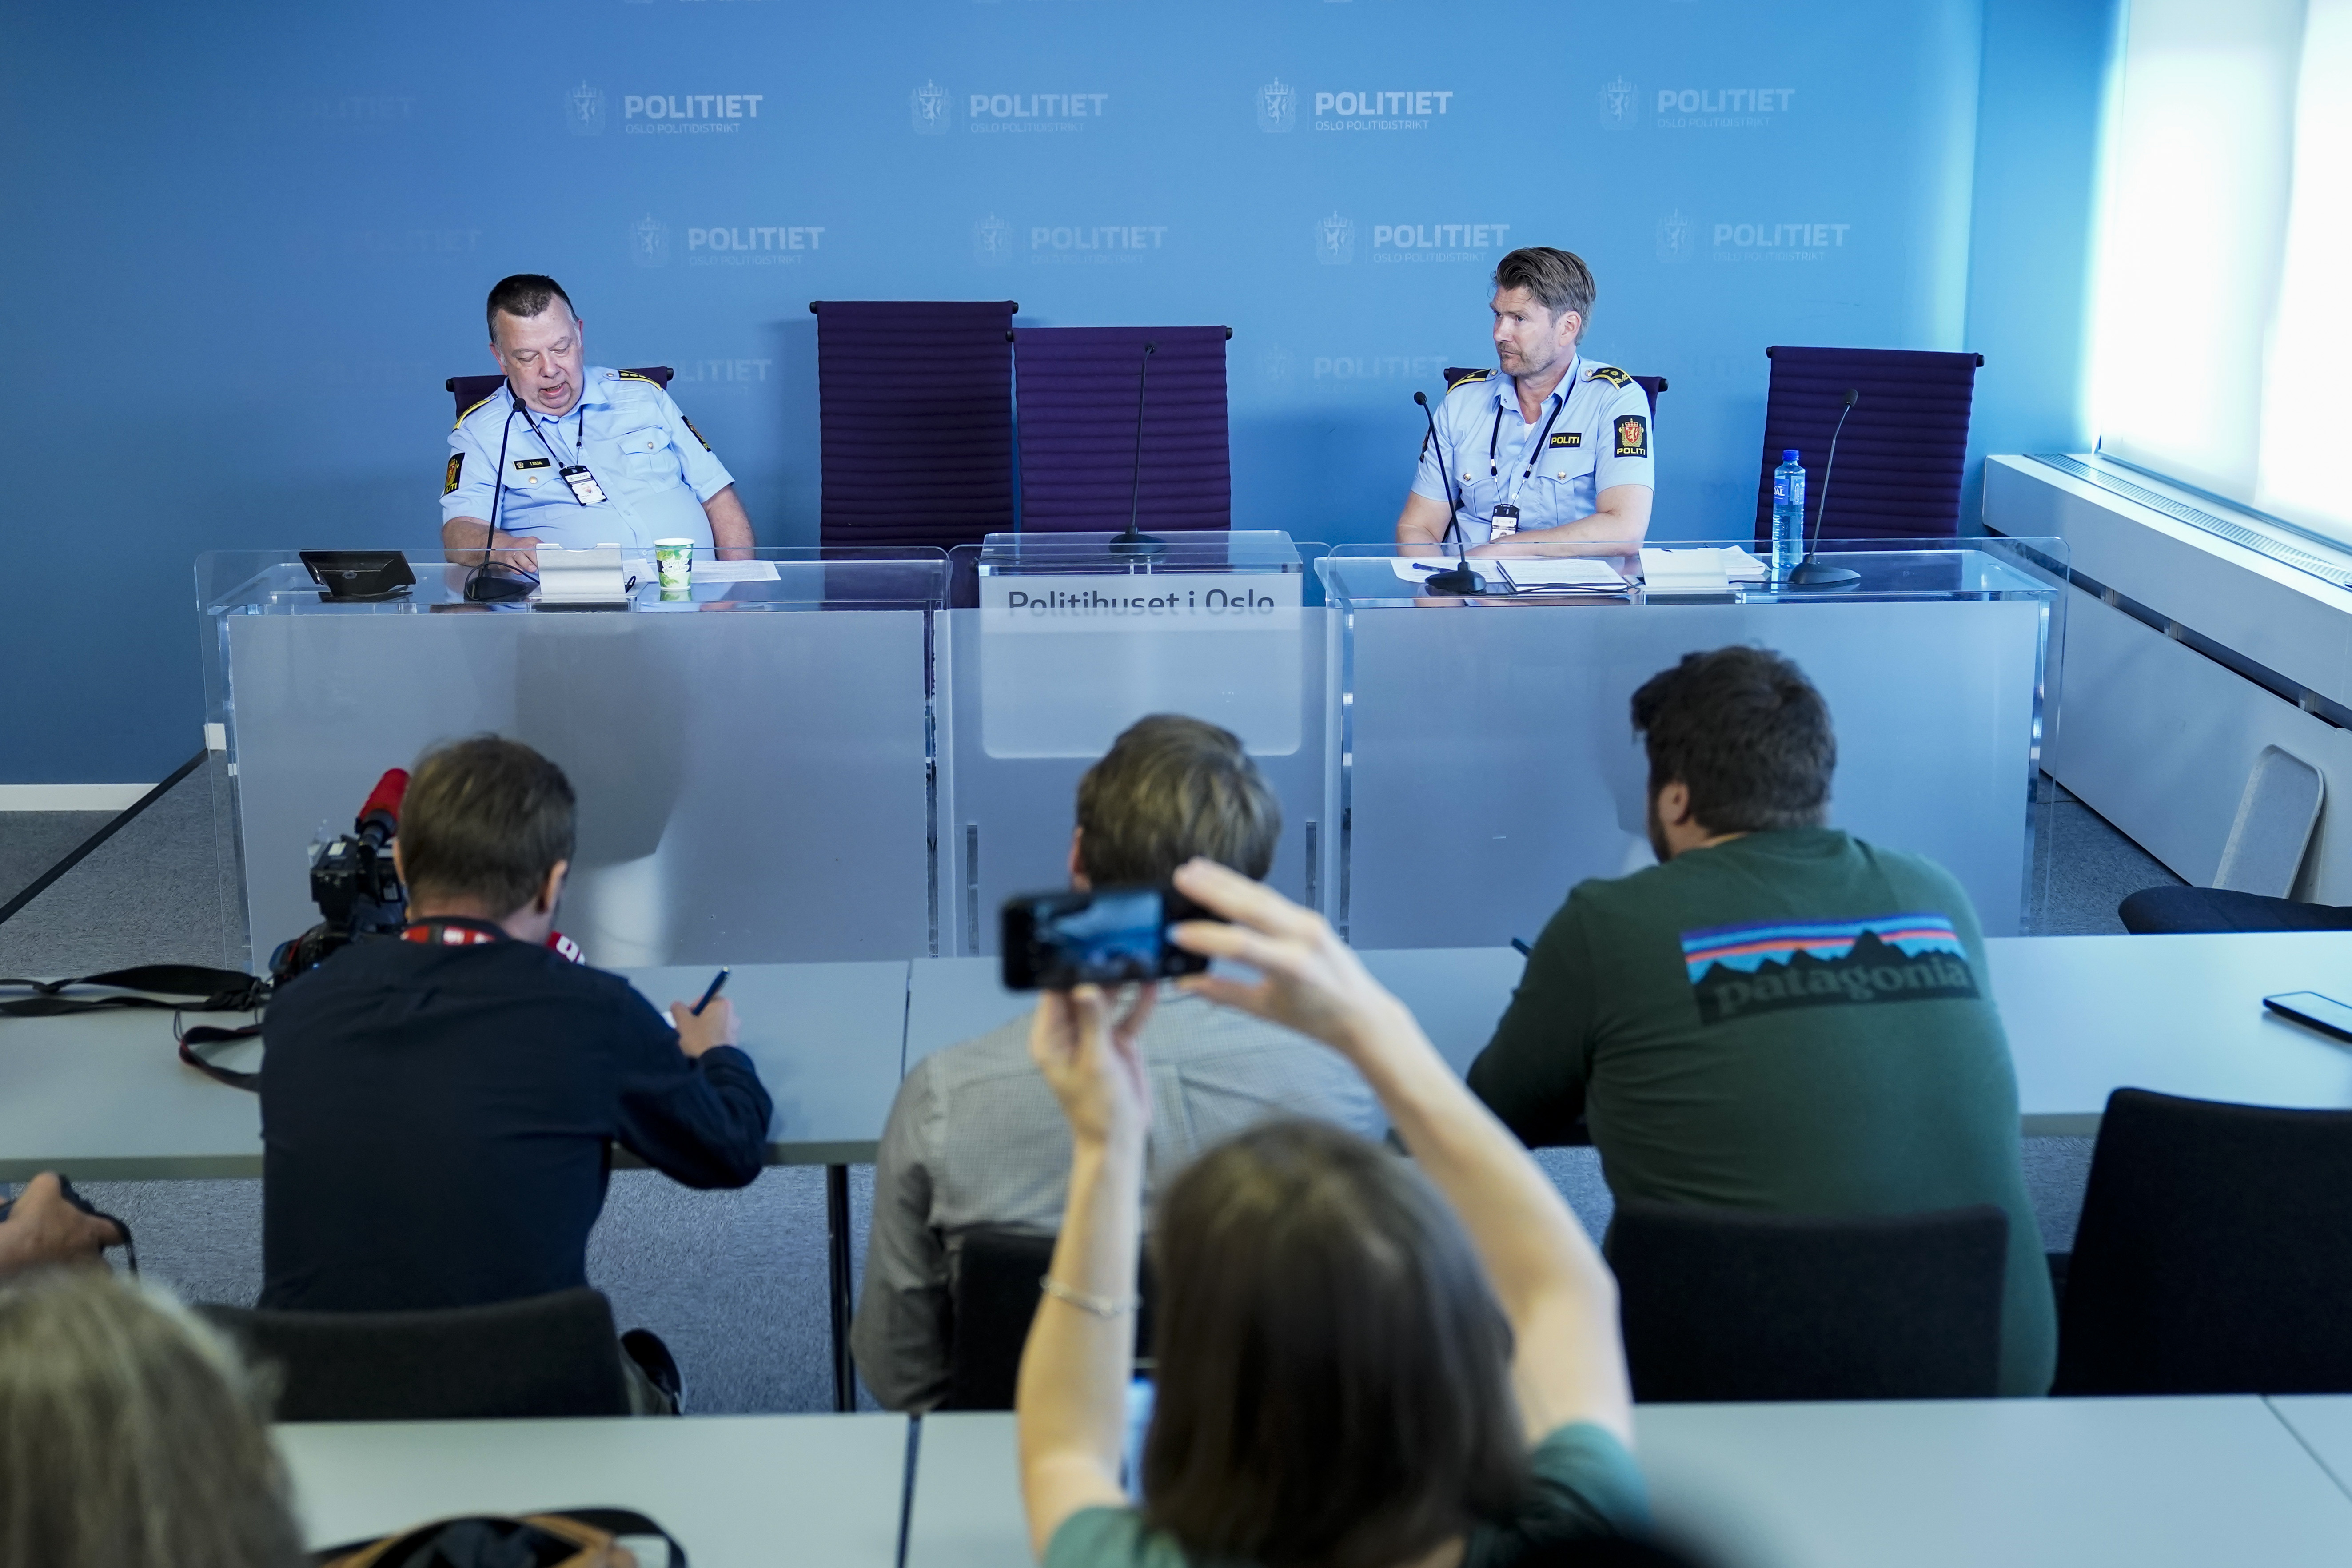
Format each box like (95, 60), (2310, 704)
(828, 1162), (856, 1412)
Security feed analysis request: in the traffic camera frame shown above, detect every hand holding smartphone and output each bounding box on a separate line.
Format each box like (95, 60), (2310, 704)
(1001, 886), (1213, 991)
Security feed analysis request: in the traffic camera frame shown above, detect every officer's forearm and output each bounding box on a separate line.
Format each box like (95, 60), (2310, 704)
(704, 486), (756, 558)
(1470, 487), (1653, 557)
(1396, 492), (1453, 546)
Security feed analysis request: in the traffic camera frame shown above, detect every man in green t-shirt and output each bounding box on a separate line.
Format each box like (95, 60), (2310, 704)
(1467, 646), (2056, 1397)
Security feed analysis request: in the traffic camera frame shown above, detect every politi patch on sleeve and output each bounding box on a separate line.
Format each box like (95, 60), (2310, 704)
(1548, 431), (1583, 448)
(1613, 414), (1649, 458)
(681, 415), (713, 452)
(443, 454), (463, 495)
(1586, 365), (1635, 389)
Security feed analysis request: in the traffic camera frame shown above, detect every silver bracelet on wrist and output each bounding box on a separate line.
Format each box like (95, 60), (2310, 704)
(1038, 1275), (1139, 1318)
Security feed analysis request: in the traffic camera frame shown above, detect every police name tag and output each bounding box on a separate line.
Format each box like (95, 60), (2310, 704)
(560, 465), (608, 505)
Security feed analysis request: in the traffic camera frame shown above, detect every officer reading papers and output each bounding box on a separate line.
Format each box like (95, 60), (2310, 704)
(1397, 247), (1654, 557)
(441, 274), (756, 566)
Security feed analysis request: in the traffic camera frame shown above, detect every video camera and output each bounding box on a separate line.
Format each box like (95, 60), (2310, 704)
(268, 769), (409, 983)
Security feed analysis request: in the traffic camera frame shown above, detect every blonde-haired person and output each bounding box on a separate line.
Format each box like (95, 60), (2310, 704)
(1017, 859), (1645, 1568)
(0, 1268), (305, 1568)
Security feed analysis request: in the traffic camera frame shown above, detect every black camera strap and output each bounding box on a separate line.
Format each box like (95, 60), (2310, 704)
(0, 967), (269, 1093)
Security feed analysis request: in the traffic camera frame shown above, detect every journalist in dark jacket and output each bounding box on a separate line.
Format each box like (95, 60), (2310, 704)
(258, 737), (771, 1313)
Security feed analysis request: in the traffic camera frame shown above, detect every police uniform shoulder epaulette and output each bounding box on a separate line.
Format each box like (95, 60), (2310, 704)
(612, 370), (662, 386)
(452, 393), (497, 430)
(1444, 367), (1492, 391)
(1584, 364), (1635, 390)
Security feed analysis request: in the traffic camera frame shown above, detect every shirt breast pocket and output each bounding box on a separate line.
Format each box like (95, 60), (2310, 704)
(615, 426), (680, 483)
(1526, 447), (1599, 526)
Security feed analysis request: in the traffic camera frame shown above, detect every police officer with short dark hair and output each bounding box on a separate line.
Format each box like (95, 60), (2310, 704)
(441, 275), (756, 569)
(1398, 247), (1655, 557)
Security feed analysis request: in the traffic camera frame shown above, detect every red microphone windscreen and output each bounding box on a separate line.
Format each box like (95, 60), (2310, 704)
(358, 768), (410, 826)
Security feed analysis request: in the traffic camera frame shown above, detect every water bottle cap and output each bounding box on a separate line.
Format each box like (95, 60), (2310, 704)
(1782, 450), (1801, 463)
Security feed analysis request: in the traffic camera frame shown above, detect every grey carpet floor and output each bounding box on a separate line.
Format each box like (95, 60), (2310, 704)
(5, 768), (2175, 1411)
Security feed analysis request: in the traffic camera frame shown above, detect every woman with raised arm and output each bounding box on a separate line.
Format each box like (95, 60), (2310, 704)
(1017, 858), (1644, 1568)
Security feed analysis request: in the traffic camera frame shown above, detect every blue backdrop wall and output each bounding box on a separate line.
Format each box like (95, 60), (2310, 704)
(0, 0), (2115, 784)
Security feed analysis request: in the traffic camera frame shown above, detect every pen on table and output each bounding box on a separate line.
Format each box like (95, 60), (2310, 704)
(690, 967), (730, 1015)
(1511, 938), (1532, 957)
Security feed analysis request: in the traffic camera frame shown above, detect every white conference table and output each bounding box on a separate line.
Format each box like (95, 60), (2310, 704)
(903, 1401), (2352, 1568)
(278, 1412), (909, 1568)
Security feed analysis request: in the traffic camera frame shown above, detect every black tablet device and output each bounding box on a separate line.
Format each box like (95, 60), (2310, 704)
(300, 550), (416, 602)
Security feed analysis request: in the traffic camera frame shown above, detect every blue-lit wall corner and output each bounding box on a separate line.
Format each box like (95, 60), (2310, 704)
(0, 0), (2117, 783)
(1959, 0), (2126, 532)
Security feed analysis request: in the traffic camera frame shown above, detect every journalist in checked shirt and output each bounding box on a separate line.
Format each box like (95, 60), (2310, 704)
(440, 273), (756, 566)
(1397, 247), (1655, 556)
(851, 716), (1385, 1412)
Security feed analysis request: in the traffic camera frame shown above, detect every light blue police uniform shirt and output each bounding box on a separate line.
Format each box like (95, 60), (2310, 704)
(441, 368), (734, 553)
(1410, 356), (1655, 545)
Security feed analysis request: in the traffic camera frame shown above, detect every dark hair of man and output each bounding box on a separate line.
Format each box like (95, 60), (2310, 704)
(1073, 714), (1280, 885)
(485, 274), (574, 341)
(1630, 646), (1835, 834)
(1492, 247), (1596, 326)
(397, 736), (577, 916)
(1141, 1119), (1529, 1568)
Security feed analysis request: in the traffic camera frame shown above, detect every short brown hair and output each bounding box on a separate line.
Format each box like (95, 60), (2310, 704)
(1493, 247), (1596, 327)
(397, 736), (577, 914)
(1074, 715), (1280, 885)
(1142, 1120), (1528, 1568)
(0, 1270), (305, 1568)
(486, 273), (573, 341)
(1631, 646), (1835, 833)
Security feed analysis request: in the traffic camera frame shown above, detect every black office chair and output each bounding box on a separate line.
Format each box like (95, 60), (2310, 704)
(2054, 1088), (2352, 1395)
(1439, 368), (1666, 418)
(199, 1287), (633, 1421)
(444, 366), (674, 421)
(941, 1227), (1156, 1411)
(1611, 1198), (2009, 1402)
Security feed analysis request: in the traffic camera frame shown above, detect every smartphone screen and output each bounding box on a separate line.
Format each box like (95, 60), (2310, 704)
(2263, 991), (2352, 1044)
(1001, 887), (1209, 991)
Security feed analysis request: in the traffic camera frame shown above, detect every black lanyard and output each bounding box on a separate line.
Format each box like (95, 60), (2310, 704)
(520, 396), (590, 503)
(1487, 364), (1575, 505)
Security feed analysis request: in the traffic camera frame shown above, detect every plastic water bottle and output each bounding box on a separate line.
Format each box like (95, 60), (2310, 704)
(1771, 449), (1806, 581)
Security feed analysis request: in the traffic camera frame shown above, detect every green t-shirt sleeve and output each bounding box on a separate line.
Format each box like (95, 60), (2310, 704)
(1044, 1505), (1190, 1568)
(1467, 891), (1601, 1146)
(1465, 1422), (1652, 1566)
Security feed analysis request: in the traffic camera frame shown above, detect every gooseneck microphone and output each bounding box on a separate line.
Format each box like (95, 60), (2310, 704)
(1108, 341), (1168, 558)
(1414, 390), (1488, 595)
(464, 394), (536, 602)
(1789, 389), (1861, 587)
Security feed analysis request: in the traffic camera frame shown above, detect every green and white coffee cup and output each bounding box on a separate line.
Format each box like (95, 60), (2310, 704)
(654, 537), (695, 590)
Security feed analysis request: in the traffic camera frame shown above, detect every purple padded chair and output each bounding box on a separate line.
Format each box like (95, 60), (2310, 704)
(813, 300), (1017, 551)
(1750, 346), (1981, 547)
(1014, 326), (1231, 533)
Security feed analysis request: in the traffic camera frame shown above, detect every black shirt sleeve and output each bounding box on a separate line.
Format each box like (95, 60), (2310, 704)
(607, 991), (775, 1189)
(1467, 891), (1599, 1146)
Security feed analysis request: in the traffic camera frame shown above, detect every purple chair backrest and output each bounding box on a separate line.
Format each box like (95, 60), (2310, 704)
(1014, 326), (1230, 533)
(815, 301), (1016, 551)
(444, 367), (673, 421)
(1752, 346), (1981, 545)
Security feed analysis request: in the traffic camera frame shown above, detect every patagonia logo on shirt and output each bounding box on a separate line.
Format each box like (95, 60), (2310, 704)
(1680, 913), (1978, 1024)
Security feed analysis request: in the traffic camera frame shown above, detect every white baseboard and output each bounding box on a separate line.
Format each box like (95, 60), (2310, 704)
(0, 784), (158, 812)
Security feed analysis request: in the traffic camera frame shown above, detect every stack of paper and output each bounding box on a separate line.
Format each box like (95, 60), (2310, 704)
(1385, 557), (1627, 593)
(1641, 546), (1770, 593)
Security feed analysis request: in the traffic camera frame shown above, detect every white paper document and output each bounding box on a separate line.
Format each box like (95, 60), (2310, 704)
(1641, 546), (1769, 591)
(688, 559), (782, 583)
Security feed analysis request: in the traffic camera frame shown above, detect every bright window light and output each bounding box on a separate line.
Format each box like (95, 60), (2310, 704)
(2091, 0), (2352, 545)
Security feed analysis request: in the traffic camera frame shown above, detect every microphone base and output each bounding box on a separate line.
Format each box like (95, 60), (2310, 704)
(1786, 558), (1860, 588)
(463, 569), (537, 603)
(1421, 566), (1491, 595)
(1107, 530), (1168, 557)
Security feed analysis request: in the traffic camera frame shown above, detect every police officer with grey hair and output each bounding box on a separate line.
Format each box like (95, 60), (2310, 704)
(1397, 247), (1655, 557)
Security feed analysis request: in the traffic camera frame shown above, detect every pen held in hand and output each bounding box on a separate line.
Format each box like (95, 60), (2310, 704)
(690, 967), (730, 1016)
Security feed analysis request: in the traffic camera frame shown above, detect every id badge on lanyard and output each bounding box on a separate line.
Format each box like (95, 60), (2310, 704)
(531, 406), (607, 506)
(1487, 378), (1571, 539)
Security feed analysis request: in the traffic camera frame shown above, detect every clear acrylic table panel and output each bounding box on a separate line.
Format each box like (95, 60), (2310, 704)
(1320, 538), (2064, 947)
(198, 549), (946, 970)
(939, 532), (1327, 955)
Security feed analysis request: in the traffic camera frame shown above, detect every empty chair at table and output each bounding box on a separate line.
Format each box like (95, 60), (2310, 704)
(1612, 1199), (2009, 1402)
(2054, 1088), (2352, 1395)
